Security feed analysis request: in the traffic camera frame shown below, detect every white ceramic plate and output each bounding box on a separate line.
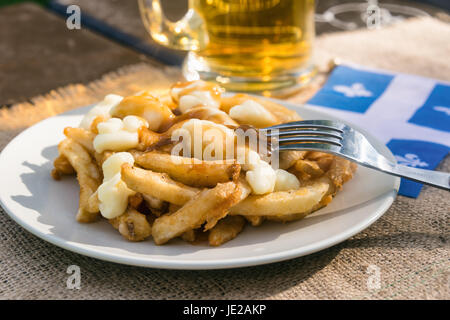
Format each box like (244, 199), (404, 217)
(0, 99), (399, 270)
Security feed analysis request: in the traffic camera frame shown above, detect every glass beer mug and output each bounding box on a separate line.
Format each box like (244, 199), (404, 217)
(138, 0), (316, 95)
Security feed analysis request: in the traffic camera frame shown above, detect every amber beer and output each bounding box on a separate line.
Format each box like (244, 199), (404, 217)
(192, 0), (315, 78)
(139, 0), (316, 93)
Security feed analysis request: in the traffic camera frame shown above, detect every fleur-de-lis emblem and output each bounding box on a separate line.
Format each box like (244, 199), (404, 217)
(433, 106), (450, 116)
(333, 83), (373, 98)
(395, 153), (429, 167)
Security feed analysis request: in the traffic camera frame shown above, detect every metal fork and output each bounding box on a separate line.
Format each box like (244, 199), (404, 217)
(261, 120), (450, 191)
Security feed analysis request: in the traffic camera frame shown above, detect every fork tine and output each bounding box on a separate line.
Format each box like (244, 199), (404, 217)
(277, 137), (343, 147)
(262, 120), (345, 133)
(277, 142), (342, 153)
(265, 129), (343, 139)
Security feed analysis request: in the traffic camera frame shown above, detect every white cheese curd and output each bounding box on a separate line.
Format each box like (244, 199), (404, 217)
(179, 91), (220, 113)
(237, 148), (262, 171)
(142, 109), (164, 131)
(246, 162), (276, 195)
(172, 119), (235, 160)
(93, 116), (148, 153)
(229, 99), (276, 127)
(97, 152), (135, 219)
(237, 148), (277, 194)
(171, 81), (205, 100)
(274, 169), (300, 191)
(79, 94), (123, 130)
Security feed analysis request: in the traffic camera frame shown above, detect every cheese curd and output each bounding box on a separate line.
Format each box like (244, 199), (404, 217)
(93, 116), (148, 153)
(79, 94), (123, 130)
(171, 81), (222, 114)
(246, 162), (277, 195)
(171, 81), (204, 100)
(229, 99), (277, 128)
(109, 92), (175, 132)
(179, 91), (220, 113)
(172, 119), (235, 160)
(274, 169), (300, 191)
(97, 152), (135, 219)
(238, 148), (277, 195)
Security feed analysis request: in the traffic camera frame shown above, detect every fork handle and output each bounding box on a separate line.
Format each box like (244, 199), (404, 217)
(386, 164), (450, 191)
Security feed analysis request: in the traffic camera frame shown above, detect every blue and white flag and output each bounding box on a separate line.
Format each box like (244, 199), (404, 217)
(307, 64), (450, 198)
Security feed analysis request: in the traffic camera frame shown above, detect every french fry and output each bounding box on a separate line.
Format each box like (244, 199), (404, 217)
(326, 157), (357, 190)
(208, 216), (246, 246)
(142, 193), (166, 210)
(244, 215), (264, 227)
(203, 176), (251, 231)
(128, 193), (144, 209)
(109, 208), (152, 241)
(279, 150), (307, 170)
(86, 190), (100, 213)
(266, 190), (333, 222)
(121, 163), (200, 205)
(181, 229), (197, 243)
(230, 182), (329, 217)
(168, 203), (181, 214)
(133, 151), (241, 188)
(94, 151), (113, 168)
(58, 138), (101, 222)
(63, 127), (96, 155)
(51, 154), (75, 180)
(293, 159), (325, 180)
(136, 127), (161, 151)
(152, 181), (241, 245)
(305, 151), (334, 171)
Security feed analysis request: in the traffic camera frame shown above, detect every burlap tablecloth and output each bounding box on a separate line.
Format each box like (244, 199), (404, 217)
(0, 17), (449, 300)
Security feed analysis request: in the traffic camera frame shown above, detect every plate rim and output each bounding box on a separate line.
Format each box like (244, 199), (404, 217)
(0, 98), (400, 270)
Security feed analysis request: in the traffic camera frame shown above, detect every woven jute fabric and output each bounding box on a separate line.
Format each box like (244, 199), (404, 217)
(0, 17), (449, 300)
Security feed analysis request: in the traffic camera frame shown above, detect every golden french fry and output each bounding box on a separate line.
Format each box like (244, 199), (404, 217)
(305, 151), (334, 171)
(279, 150), (307, 170)
(51, 154), (75, 180)
(244, 215), (265, 227)
(266, 190), (333, 222)
(203, 176), (251, 231)
(121, 163), (200, 205)
(230, 182), (329, 217)
(326, 157), (357, 190)
(136, 127), (161, 151)
(93, 151), (113, 169)
(152, 181), (241, 245)
(128, 193), (144, 209)
(63, 127), (96, 155)
(142, 193), (166, 210)
(133, 151), (241, 188)
(208, 216), (246, 246)
(181, 229), (197, 243)
(293, 159), (325, 180)
(168, 203), (181, 214)
(86, 190), (100, 213)
(58, 139), (101, 222)
(109, 208), (152, 241)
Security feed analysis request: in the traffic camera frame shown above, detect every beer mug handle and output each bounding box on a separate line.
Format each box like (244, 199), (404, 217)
(138, 0), (206, 51)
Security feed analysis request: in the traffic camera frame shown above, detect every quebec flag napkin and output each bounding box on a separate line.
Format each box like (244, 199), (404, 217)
(307, 64), (450, 198)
